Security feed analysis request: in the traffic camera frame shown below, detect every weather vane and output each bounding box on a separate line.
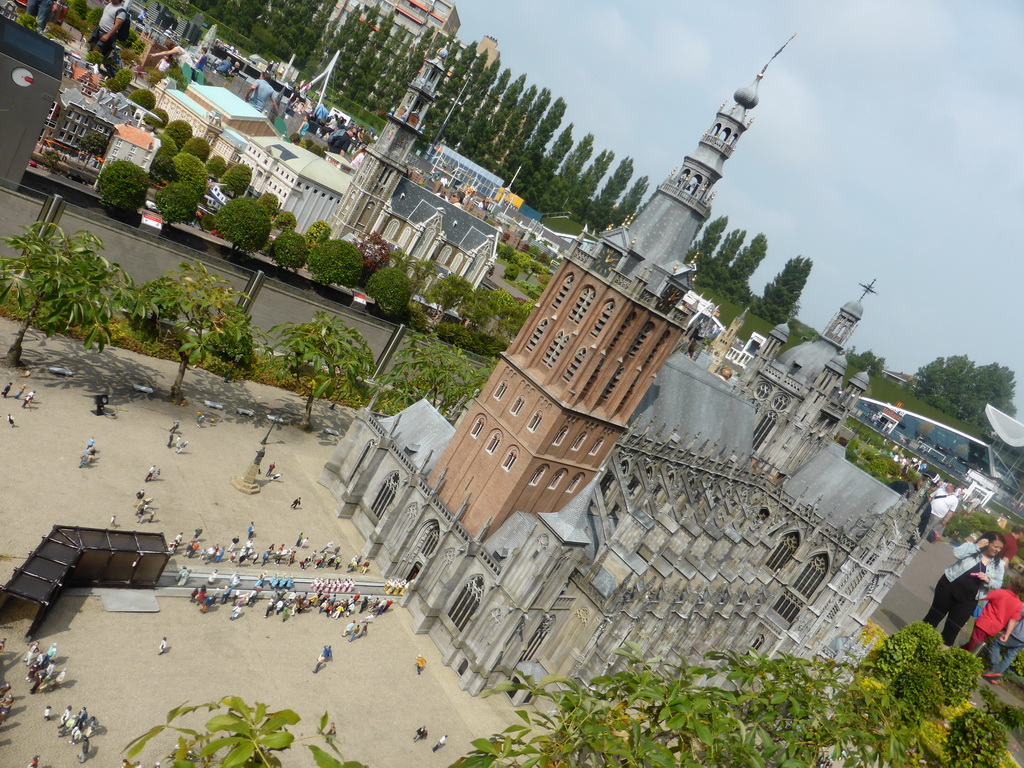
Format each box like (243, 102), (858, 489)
(759, 33), (798, 77)
(858, 279), (878, 301)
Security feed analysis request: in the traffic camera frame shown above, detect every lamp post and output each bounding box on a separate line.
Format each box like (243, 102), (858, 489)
(231, 419), (278, 495)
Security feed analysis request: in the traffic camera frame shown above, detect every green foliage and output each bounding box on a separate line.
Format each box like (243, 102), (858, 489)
(913, 355), (1017, 430)
(69, 0), (88, 18)
(270, 312), (373, 429)
(937, 648), (984, 707)
(180, 136), (212, 162)
(85, 50), (103, 65)
(104, 68), (133, 93)
(144, 107), (169, 130)
(268, 230), (308, 271)
(307, 240), (362, 288)
(127, 88), (157, 111)
(78, 130), (110, 157)
(274, 210), (297, 230)
(16, 12), (36, 29)
(220, 163), (252, 197)
(86, 6), (101, 24)
(425, 274), (473, 314)
(163, 119), (194, 148)
(502, 263), (520, 281)
(257, 192), (279, 217)
(944, 511), (1005, 543)
(872, 621), (943, 683)
(145, 67), (166, 88)
(304, 220), (332, 247)
(847, 347), (887, 378)
(206, 155), (227, 181)
(97, 160), (149, 211)
(0, 222), (148, 367)
(165, 65), (188, 90)
(365, 267), (411, 320)
(216, 197), (272, 253)
(750, 255), (814, 324)
(154, 181), (201, 224)
(149, 152), (177, 186)
(889, 666), (943, 723)
(434, 322), (505, 357)
(945, 708), (1006, 768)
(126, 696), (364, 768)
(172, 152), (209, 200)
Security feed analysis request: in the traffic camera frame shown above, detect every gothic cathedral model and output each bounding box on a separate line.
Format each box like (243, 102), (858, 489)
(321, 61), (920, 697)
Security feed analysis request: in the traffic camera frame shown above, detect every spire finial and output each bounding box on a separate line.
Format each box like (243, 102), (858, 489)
(759, 33), (797, 78)
(858, 279), (878, 301)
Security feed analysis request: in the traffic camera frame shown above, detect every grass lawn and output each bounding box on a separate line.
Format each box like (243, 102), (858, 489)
(542, 216), (584, 236)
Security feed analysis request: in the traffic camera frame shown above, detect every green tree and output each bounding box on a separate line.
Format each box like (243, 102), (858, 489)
(750, 255), (813, 325)
(913, 356), (1016, 427)
(307, 240), (362, 287)
(304, 220), (332, 247)
(847, 347), (887, 378)
(389, 249), (434, 297)
(274, 210), (297, 230)
(206, 155), (227, 181)
(365, 266), (411, 320)
(104, 68), (133, 93)
(489, 289), (532, 341)
(163, 119), (193, 147)
(155, 181), (201, 224)
(720, 232), (767, 304)
(268, 229), (308, 271)
(379, 334), (491, 417)
(172, 152), (209, 200)
(257, 192), (279, 218)
(585, 156), (633, 230)
(78, 130), (110, 157)
(126, 88), (157, 110)
(96, 159), (149, 212)
(220, 163), (253, 197)
(216, 197), (272, 253)
(614, 175), (649, 225)
(144, 106), (168, 130)
(270, 312), (374, 430)
(686, 215), (729, 272)
(180, 136), (212, 162)
(0, 223), (146, 367)
(425, 273), (473, 314)
(141, 263), (253, 401)
(127, 696), (365, 768)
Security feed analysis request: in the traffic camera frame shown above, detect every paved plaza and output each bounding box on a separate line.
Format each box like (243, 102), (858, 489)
(0, 318), (514, 767)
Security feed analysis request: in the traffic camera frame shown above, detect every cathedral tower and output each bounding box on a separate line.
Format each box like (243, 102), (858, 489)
(331, 48), (448, 238)
(431, 72), (772, 539)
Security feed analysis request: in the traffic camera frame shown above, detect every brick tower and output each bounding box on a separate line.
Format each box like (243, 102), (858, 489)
(431, 72), (771, 539)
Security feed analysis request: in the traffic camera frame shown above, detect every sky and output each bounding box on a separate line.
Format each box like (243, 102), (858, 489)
(451, 0), (1024, 416)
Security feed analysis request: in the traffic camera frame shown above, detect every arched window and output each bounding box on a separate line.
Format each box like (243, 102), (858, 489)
(485, 431), (501, 454)
(641, 330), (671, 369)
(765, 532), (799, 573)
(752, 411), (778, 450)
(529, 465), (548, 486)
(519, 614), (554, 662)
(470, 417), (485, 438)
(588, 437), (605, 456)
(525, 319), (549, 351)
(552, 274), (575, 309)
(591, 301), (615, 336)
(712, 123), (721, 136)
(562, 348), (588, 383)
(370, 471), (400, 517)
(627, 323), (655, 357)
(527, 411), (543, 431)
(355, 439), (377, 470)
(552, 426), (568, 446)
(417, 520), (440, 557)
(448, 575), (483, 631)
(792, 554), (829, 597)
(568, 286), (595, 322)
(494, 380), (508, 400)
(502, 449), (518, 471)
(571, 432), (588, 451)
(566, 473), (584, 493)
(580, 359), (605, 399)
(437, 245), (453, 266)
(599, 367), (625, 403)
(543, 331), (569, 367)
(607, 312), (636, 353)
(510, 396), (525, 416)
(383, 219), (399, 240)
(548, 469), (566, 490)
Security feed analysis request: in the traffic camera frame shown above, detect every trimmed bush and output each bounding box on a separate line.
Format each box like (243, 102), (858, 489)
(127, 89), (157, 111)
(154, 181), (201, 224)
(257, 192), (279, 217)
(936, 647), (984, 706)
(172, 152), (209, 200)
(149, 153), (176, 186)
(163, 120), (193, 148)
(180, 137), (212, 162)
(945, 709), (1007, 768)
(206, 155), (227, 181)
(268, 229), (308, 271)
(144, 107), (169, 130)
(220, 163), (252, 198)
(97, 160), (149, 212)
(145, 68), (166, 88)
(307, 240), (361, 288)
(274, 211), (297, 230)
(104, 69), (133, 93)
(216, 197), (272, 252)
(872, 621), (942, 683)
(304, 220), (331, 247)
(365, 267), (412, 320)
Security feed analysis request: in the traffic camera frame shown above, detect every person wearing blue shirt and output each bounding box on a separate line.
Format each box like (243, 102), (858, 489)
(246, 72), (277, 114)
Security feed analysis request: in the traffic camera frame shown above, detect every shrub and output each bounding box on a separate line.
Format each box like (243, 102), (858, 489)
(144, 108), (169, 130)
(206, 155), (227, 181)
(304, 220), (331, 247)
(945, 708), (1007, 768)
(945, 511), (1003, 543)
(872, 621), (943, 682)
(45, 23), (73, 42)
(172, 153), (208, 200)
(104, 69), (133, 93)
(86, 6), (102, 24)
(149, 153), (177, 185)
(154, 181), (201, 224)
(180, 137), (211, 162)
(77, 130), (110, 157)
(163, 120), (193, 148)
(220, 163), (252, 197)
(356, 231), (392, 273)
(274, 210), (297, 230)
(889, 666), (942, 723)
(16, 12), (36, 29)
(268, 229), (308, 271)
(165, 65), (187, 91)
(503, 264), (520, 282)
(289, 133), (301, 143)
(127, 89), (157, 111)
(69, 0), (88, 17)
(307, 240), (361, 287)
(257, 192), (279, 217)
(145, 68), (166, 88)
(408, 303), (430, 332)
(434, 323), (505, 357)
(85, 51), (103, 65)
(216, 197), (272, 252)
(366, 267), (412, 320)
(937, 648), (984, 707)
(97, 160), (149, 211)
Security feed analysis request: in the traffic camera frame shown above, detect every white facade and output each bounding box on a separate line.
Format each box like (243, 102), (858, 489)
(105, 125), (160, 172)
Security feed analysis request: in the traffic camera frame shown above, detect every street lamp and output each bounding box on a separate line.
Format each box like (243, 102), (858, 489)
(231, 418), (279, 495)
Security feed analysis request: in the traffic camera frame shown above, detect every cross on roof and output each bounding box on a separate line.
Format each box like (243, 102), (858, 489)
(858, 279), (878, 301)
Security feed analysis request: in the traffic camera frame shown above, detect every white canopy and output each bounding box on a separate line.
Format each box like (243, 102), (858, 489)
(986, 404), (1024, 448)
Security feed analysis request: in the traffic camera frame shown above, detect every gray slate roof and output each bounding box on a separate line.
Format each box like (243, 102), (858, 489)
(632, 352), (755, 459)
(390, 177), (498, 254)
(376, 398), (454, 474)
(540, 477), (599, 546)
(785, 443), (902, 532)
(487, 510), (537, 561)
(773, 339), (845, 386)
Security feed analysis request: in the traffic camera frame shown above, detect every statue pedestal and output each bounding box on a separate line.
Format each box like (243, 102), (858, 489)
(231, 463), (261, 495)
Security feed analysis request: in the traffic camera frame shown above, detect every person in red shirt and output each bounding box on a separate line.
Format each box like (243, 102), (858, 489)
(1001, 525), (1024, 567)
(964, 576), (1024, 652)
